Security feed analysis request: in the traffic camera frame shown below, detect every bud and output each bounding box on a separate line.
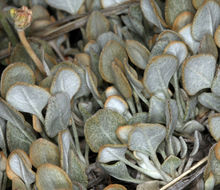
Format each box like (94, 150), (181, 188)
(10, 6), (32, 30)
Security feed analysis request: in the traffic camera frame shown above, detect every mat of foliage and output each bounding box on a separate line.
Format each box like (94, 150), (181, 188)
(0, 0), (220, 190)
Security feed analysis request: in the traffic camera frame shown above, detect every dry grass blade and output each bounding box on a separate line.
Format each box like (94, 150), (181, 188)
(160, 156), (208, 190)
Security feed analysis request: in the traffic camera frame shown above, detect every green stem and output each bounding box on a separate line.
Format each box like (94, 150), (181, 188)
(125, 150), (138, 161)
(122, 157), (156, 177)
(133, 90), (142, 112)
(85, 143), (89, 166)
(173, 73), (184, 120)
(25, 184), (31, 190)
(132, 84), (149, 106)
(179, 91), (186, 112)
(71, 115), (86, 164)
(40, 129), (50, 141)
(0, 11), (18, 46)
(166, 137), (174, 156)
(151, 152), (172, 182)
(127, 97), (136, 114)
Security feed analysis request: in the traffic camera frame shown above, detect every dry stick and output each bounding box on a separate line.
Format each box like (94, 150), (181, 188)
(168, 166), (205, 190)
(160, 156), (208, 190)
(34, 1), (139, 40)
(17, 30), (46, 75)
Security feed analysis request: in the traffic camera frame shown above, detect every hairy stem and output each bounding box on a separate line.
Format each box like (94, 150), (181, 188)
(17, 30), (46, 75)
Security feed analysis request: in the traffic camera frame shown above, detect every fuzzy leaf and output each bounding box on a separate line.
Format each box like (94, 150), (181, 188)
(6, 83), (50, 121)
(7, 150), (35, 185)
(50, 68), (81, 100)
(128, 123), (166, 156)
(182, 54), (216, 96)
(84, 109), (126, 152)
(192, 0), (220, 41)
(98, 144), (127, 163)
(29, 138), (60, 168)
(36, 163), (72, 190)
(143, 55), (178, 95)
(45, 92), (71, 138)
(1, 63), (35, 98)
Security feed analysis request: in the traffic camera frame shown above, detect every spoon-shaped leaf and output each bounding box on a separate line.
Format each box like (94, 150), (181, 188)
(182, 120), (205, 134)
(0, 98), (36, 148)
(104, 96), (130, 117)
(172, 11), (194, 31)
(149, 39), (170, 61)
(98, 144), (127, 163)
(86, 11), (110, 40)
(192, 0), (220, 41)
(101, 161), (143, 184)
(165, 0), (195, 27)
(50, 67), (81, 100)
(45, 0), (84, 14)
(45, 92), (71, 138)
(111, 62), (132, 100)
(161, 155), (181, 177)
(125, 40), (150, 69)
(141, 0), (167, 30)
(1, 63), (35, 98)
(7, 150), (35, 186)
(178, 24), (200, 54)
(6, 82), (50, 122)
(198, 93), (220, 112)
(116, 125), (135, 144)
(128, 123), (166, 156)
(99, 40), (127, 83)
(164, 41), (188, 66)
(97, 31), (125, 49)
(105, 86), (120, 98)
(58, 130), (88, 188)
(143, 54), (178, 95)
(30, 138), (60, 168)
(134, 151), (164, 180)
(157, 30), (182, 42)
(36, 163), (72, 190)
(74, 53), (91, 68)
(6, 121), (36, 154)
(85, 67), (103, 107)
(199, 34), (218, 59)
(182, 54), (216, 96)
(84, 109), (126, 152)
